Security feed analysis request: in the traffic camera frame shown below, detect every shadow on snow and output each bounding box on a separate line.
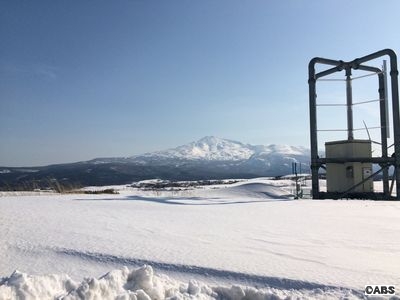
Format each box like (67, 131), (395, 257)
(74, 194), (294, 206)
(53, 247), (363, 297)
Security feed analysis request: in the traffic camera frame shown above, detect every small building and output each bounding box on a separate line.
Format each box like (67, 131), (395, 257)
(325, 140), (373, 193)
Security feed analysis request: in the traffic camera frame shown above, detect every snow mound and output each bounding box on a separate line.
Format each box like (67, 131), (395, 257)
(0, 270), (77, 299)
(0, 265), (363, 300)
(197, 179), (294, 201)
(227, 182), (293, 199)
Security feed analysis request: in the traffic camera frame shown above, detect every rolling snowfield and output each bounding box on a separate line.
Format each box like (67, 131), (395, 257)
(1, 178), (400, 299)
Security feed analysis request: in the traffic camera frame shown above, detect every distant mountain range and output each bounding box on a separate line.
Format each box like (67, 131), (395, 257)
(0, 136), (310, 190)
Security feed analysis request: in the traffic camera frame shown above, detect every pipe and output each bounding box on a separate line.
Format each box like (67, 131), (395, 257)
(356, 64), (381, 73)
(346, 68), (354, 140)
(309, 57), (343, 67)
(316, 65), (343, 79)
(308, 60), (320, 199)
(387, 53), (400, 200)
(318, 157), (395, 164)
(378, 72), (390, 197)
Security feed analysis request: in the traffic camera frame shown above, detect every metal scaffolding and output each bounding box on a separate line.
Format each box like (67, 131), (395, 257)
(308, 49), (400, 200)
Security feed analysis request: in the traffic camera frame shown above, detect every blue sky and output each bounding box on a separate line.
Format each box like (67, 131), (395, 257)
(1, 1), (400, 166)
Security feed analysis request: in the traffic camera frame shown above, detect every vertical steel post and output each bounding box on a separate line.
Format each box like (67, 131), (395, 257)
(308, 60), (319, 199)
(346, 68), (354, 140)
(383, 61), (390, 138)
(388, 53), (400, 199)
(378, 73), (390, 197)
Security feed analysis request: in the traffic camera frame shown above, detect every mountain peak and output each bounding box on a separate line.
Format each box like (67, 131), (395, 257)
(133, 136), (252, 161)
(130, 137), (309, 165)
(197, 136), (226, 144)
(171, 136), (252, 161)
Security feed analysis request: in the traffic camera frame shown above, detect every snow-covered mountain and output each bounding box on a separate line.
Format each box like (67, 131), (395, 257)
(132, 136), (254, 161)
(130, 136), (309, 165)
(0, 137), (311, 189)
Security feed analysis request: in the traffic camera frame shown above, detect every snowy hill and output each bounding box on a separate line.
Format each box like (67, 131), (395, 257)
(0, 137), (310, 189)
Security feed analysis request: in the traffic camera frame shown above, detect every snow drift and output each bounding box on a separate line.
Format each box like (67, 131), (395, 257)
(0, 265), (363, 300)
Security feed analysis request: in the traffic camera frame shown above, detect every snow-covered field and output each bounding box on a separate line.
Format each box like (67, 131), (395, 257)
(1, 178), (400, 299)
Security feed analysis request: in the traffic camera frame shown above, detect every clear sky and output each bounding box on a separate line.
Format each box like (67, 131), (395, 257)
(1, 0), (400, 166)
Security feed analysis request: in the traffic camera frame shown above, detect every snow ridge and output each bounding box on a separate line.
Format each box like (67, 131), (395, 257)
(51, 247), (349, 291)
(0, 265), (364, 300)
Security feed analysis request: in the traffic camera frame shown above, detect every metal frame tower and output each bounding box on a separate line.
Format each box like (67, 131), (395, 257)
(308, 49), (400, 200)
